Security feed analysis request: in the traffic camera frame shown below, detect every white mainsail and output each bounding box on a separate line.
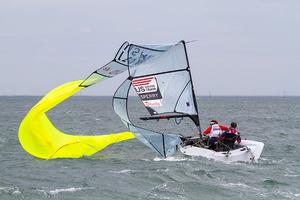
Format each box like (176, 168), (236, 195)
(113, 41), (201, 157)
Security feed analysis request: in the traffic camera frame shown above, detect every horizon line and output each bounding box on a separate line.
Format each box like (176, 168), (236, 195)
(0, 95), (299, 97)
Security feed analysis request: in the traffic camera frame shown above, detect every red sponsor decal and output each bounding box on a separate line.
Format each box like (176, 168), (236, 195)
(132, 77), (153, 87)
(143, 100), (162, 107)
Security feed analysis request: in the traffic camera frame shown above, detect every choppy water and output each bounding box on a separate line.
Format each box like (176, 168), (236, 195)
(0, 96), (299, 200)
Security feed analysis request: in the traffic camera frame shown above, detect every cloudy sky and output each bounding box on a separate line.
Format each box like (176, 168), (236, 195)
(0, 0), (299, 96)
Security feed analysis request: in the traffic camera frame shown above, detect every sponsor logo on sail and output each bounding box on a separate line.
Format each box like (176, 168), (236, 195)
(132, 77), (162, 107)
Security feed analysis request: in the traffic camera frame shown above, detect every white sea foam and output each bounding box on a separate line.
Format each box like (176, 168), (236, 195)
(260, 157), (287, 165)
(219, 181), (262, 193)
(110, 169), (132, 174)
(283, 168), (299, 177)
(273, 190), (300, 199)
(0, 187), (21, 195)
(12, 190), (21, 195)
(153, 156), (191, 162)
(38, 187), (93, 195)
(50, 187), (84, 195)
(141, 158), (152, 162)
(220, 182), (250, 189)
(156, 168), (169, 172)
(258, 190), (300, 199)
(152, 183), (168, 190)
(284, 174), (299, 177)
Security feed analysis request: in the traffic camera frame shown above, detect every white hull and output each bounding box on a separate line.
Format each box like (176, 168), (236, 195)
(179, 140), (264, 163)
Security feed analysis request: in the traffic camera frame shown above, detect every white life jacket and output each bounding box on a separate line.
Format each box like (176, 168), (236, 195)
(209, 124), (221, 138)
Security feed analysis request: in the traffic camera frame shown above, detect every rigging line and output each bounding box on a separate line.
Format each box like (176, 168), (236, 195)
(191, 139), (206, 148)
(186, 40), (198, 44)
(217, 140), (233, 151)
(131, 68), (188, 79)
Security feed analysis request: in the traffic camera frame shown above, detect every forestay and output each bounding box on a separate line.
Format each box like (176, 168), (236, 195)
(113, 41), (201, 157)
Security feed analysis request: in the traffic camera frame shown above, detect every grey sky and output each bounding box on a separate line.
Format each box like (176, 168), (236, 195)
(0, 0), (299, 96)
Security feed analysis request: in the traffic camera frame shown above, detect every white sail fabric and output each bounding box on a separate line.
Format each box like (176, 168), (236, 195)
(113, 41), (200, 157)
(128, 43), (187, 75)
(113, 78), (182, 157)
(130, 125), (181, 157)
(175, 81), (197, 114)
(128, 42), (198, 117)
(113, 79), (131, 126)
(71, 41), (193, 158)
(80, 42), (172, 87)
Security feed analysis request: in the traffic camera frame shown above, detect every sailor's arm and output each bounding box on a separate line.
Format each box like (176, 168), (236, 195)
(219, 125), (229, 131)
(203, 127), (212, 135)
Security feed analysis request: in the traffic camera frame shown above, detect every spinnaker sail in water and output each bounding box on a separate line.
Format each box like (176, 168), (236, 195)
(18, 80), (135, 159)
(18, 42), (137, 159)
(113, 41), (201, 157)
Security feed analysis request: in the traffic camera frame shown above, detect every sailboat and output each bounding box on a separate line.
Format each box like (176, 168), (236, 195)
(111, 40), (264, 162)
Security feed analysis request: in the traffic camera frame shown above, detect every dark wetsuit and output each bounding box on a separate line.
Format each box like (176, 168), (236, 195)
(219, 129), (241, 151)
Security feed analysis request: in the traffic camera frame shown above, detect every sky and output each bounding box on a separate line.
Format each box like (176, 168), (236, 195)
(0, 0), (299, 96)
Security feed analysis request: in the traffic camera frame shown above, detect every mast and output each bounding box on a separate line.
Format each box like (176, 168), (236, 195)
(181, 40), (202, 139)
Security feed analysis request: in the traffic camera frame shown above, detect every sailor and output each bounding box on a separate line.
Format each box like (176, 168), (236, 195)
(203, 120), (229, 150)
(219, 122), (241, 151)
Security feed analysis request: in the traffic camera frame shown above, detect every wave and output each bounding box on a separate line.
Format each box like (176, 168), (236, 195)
(271, 190), (300, 200)
(153, 156), (193, 162)
(263, 179), (289, 187)
(0, 187), (21, 195)
(0, 137), (7, 145)
(109, 169), (133, 174)
(38, 187), (94, 195)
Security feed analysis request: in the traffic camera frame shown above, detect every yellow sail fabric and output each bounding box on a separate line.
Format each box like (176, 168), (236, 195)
(18, 80), (135, 159)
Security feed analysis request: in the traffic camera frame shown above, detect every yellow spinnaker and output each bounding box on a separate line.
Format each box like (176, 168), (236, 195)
(18, 80), (135, 159)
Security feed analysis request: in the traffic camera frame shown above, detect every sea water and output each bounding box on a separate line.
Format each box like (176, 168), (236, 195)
(0, 96), (299, 200)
